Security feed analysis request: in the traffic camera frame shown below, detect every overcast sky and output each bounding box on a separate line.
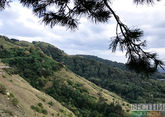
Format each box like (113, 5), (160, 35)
(0, 0), (165, 63)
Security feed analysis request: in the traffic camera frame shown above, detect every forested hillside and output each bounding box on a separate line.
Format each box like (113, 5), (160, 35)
(34, 41), (165, 103)
(77, 55), (127, 71)
(0, 36), (130, 117)
(79, 55), (165, 79)
(0, 63), (76, 117)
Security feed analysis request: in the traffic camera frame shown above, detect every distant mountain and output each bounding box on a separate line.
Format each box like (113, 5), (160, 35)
(77, 55), (127, 71)
(78, 55), (165, 79)
(33, 41), (165, 103)
(0, 35), (129, 117)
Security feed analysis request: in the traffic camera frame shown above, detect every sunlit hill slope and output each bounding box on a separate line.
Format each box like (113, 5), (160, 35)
(0, 35), (130, 117)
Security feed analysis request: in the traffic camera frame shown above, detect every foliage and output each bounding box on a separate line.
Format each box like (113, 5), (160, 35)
(36, 95), (46, 102)
(79, 55), (165, 79)
(0, 83), (6, 94)
(0, 47), (62, 89)
(3, 109), (13, 116)
(11, 98), (19, 106)
(33, 41), (65, 62)
(134, 0), (160, 4)
(78, 55), (127, 71)
(59, 109), (75, 117)
(46, 78), (125, 117)
(48, 101), (54, 106)
(8, 92), (19, 106)
(63, 56), (165, 103)
(36, 42), (165, 103)
(31, 103), (48, 115)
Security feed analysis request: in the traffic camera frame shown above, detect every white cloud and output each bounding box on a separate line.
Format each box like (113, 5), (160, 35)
(148, 48), (165, 60)
(0, 20), (2, 27)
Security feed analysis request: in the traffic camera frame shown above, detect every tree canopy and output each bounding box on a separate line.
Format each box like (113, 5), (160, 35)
(0, 0), (163, 75)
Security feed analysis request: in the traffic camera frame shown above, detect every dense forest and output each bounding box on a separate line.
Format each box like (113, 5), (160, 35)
(33, 41), (165, 103)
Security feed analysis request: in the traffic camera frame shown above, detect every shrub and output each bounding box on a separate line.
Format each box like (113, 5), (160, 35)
(38, 103), (43, 108)
(3, 109), (13, 116)
(0, 83), (6, 94)
(48, 101), (54, 106)
(2, 75), (6, 78)
(31, 103), (48, 115)
(11, 98), (19, 106)
(42, 109), (48, 115)
(9, 92), (14, 98)
(51, 113), (54, 116)
(31, 105), (41, 113)
(8, 92), (19, 106)
(36, 95), (46, 102)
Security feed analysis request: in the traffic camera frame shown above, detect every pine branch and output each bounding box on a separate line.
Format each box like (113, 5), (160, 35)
(134, 0), (161, 4)
(103, 0), (164, 75)
(0, 0), (10, 10)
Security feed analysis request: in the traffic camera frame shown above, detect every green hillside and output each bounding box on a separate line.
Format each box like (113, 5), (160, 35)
(77, 55), (127, 71)
(78, 55), (165, 79)
(0, 36), (130, 117)
(33, 41), (165, 103)
(0, 62), (76, 117)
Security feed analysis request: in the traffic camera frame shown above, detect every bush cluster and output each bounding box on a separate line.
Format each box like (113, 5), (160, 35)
(31, 103), (48, 115)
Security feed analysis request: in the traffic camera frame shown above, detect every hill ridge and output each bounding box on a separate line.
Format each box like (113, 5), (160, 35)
(0, 35), (130, 117)
(33, 41), (165, 103)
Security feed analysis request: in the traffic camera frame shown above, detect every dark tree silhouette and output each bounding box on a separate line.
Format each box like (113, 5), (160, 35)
(0, 0), (164, 75)
(134, 0), (160, 4)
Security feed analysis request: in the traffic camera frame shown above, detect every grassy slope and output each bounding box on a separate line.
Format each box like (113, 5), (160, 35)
(30, 41), (131, 108)
(0, 36), (130, 117)
(0, 62), (76, 117)
(53, 68), (130, 110)
(34, 41), (165, 103)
